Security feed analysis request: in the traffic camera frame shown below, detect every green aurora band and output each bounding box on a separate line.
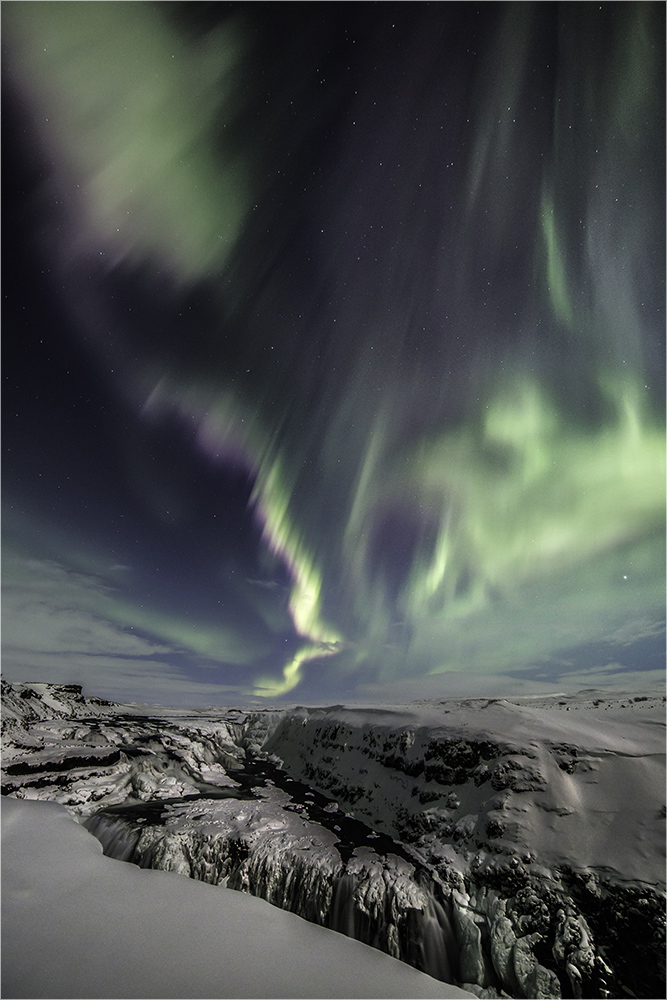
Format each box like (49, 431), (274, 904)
(3, 2), (250, 282)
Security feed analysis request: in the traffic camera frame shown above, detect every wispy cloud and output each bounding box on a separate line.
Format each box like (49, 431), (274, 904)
(2, 556), (170, 658)
(355, 665), (665, 705)
(1, 553), (255, 706)
(355, 672), (566, 704)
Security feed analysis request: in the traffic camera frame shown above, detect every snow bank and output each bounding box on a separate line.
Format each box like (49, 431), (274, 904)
(1, 797), (474, 999)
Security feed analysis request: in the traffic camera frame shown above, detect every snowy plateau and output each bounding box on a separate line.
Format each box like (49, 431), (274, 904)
(1, 681), (665, 999)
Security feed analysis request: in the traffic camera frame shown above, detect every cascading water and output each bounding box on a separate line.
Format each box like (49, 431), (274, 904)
(329, 874), (358, 939)
(413, 897), (458, 984)
(327, 869), (460, 983)
(84, 812), (141, 864)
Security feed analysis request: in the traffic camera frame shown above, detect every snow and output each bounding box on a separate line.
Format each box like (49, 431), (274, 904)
(1, 796), (475, 999)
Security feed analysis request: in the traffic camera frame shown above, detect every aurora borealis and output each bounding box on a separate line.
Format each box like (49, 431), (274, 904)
(3, 2), (665, 706)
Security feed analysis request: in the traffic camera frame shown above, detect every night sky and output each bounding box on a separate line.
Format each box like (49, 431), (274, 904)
(3, 2), (665, 707)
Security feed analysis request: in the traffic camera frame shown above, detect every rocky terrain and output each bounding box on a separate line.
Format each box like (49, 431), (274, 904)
(2, 680), (665, 999)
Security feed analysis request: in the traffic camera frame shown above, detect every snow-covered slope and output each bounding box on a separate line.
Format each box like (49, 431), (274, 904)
(2, 681), (665, 999)
(1, 679), (111, 724)
(264, 696), (666, 885)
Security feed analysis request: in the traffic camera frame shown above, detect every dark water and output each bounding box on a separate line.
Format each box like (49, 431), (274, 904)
(239, 756), (415, 866)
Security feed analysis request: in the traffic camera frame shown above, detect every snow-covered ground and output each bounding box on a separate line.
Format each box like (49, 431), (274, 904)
(2, 681), (665, 999)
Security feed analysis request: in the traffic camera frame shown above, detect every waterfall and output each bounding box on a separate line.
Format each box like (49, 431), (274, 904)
(417, 897), (457, 983)
(329, 874), (358, 939)
(328, 869), (459, 983)
(84, 812), (141, 864)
